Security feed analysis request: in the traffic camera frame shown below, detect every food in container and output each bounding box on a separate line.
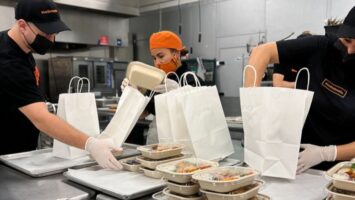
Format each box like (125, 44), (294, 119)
(140, 167), (163, 179)
(156, 158), (218, 184)
(126, 61), (166, 90)
(248, 194), (271, 200)
(162, 188), (204, 200)
(326, 161), (355, 192)
(137, 154), (185, 170)
(192, 166), (258, 193)
(119, 157), (141, 172)
(137, 144), (184, 160)
(166, 180), (200, 196)
(199, 180), (264, 200)
(325, 182), (355, 200)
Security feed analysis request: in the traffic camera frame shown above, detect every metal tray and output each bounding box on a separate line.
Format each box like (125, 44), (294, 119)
(0, 144), (140, 177)
(65, 165), (166, 200)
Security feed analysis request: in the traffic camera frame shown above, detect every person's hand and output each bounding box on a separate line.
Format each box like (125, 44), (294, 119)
(85, 137), (123, 170)
(154, 78), (179, 93)
(120, 78), (130, 92)
(297, 144), (337, 174)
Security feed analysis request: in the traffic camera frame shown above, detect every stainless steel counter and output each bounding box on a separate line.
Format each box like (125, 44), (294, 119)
(0, 164), (96, 200)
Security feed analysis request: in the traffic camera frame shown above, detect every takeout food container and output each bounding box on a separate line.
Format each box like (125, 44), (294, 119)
(248, 194), (271, 200)
(162, 188), (204, 200)
(156, 158), (219, 184)
(140, 167), (163, 179)
(137, 154), (185, 170)
(126, 61), (166, 90)
(199, 180), (264, 200)
(325, 161), (355, 192)
(137, 144), (184, 160)
(325, 182), (355, 200)
(166, 180), (200, 196)
(119, 157), (141, 172)
(192, 166), (258, 193)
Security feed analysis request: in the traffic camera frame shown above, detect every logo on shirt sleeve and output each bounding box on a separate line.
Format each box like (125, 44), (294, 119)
(321, 78), (347, 98)
(34, 66), (40, 86)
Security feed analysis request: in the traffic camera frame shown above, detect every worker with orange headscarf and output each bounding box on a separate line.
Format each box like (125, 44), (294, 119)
(121, 31), (203, 144)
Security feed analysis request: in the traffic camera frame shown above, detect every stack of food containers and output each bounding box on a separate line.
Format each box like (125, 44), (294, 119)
(325, 161), (355, 200)
(192, 166), (269, 200)
(133, 144), (185, 179)
(156, 158), (219, 200)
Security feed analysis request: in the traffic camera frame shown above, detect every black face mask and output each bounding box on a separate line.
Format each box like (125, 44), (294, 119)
(30, 34), (53, 55)
(25, 24), (53, 55)
(334, 40), (355, 65)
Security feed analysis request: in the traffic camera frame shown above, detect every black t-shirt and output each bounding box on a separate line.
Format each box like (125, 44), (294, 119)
(273, 63), (298, 82)
(0, 30), (44, 155)
(277, 35), (355, 170)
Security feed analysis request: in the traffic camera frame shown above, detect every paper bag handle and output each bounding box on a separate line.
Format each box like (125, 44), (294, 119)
(68, 76), (81, 93)
(77, 77), (91, 93)
(164, 72), (180, 92)
(179, 72), (201, 87)
(242, 65), (257, 87)
(294, 67), (310, 91)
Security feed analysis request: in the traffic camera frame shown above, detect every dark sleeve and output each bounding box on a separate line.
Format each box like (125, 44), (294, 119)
(146, 95), (156, 115)
(0, 63), (44, 108)
(276, 35), (326, 68)
(273, 64), (287, 75)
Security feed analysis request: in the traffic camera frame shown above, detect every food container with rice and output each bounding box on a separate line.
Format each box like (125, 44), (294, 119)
(165, 180), (200, 196)
(137, 154), (185, 170)
(119, 157), (141, 172)
(199, 180), (264, 200)
(156, 158), (218, 184)
(162, 188), (204, 200)
(325, 182), (355, 200)
(325, 161), (355, 192)
(140, 167), (163, 179)
(192, 166), (258, 193)
(137, 144), (184, 160)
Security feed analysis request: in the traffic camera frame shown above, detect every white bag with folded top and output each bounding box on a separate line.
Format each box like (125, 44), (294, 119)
(53, 77), (100, 159)
(98, 86), (152, 147)
(240, 66), (314, 179)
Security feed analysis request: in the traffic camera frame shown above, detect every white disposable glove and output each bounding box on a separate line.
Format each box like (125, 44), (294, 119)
(297, 144), (337, 174)
(120, 78), (130, 92)
(154, 78), (179, 93)
(85, 137), (123, 170)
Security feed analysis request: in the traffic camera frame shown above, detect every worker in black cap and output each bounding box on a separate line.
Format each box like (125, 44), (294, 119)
(0, 0), (123, 170)
(244, 6), (355, 173)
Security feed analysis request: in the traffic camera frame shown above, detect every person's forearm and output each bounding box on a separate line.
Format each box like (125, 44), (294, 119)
(20, 102), (89, 149)
(336, 141), (355, 160)
(273, 81), (295, 88)
(245, 42), (279, 87)
(37, 113), (89, 149)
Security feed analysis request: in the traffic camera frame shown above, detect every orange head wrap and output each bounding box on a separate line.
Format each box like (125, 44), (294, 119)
(149, 31), (184, 51)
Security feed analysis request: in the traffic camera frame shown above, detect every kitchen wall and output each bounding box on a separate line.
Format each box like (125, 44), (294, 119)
(129, 0), (355, 96)
(0, 0), (133, 61)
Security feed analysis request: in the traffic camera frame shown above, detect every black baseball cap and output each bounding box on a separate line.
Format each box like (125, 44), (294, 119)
(337, 6), (355, 39)
(15, 0), (70, 34)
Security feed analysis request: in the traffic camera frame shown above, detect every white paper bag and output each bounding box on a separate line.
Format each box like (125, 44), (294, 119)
(240, 66), (314, 179)
(155, 73), (179, 144)
(99, 86), (151, 147)
(157, 72), (234, 160)
(53, 77), (100, 159)
(178, 84), (235, 161)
